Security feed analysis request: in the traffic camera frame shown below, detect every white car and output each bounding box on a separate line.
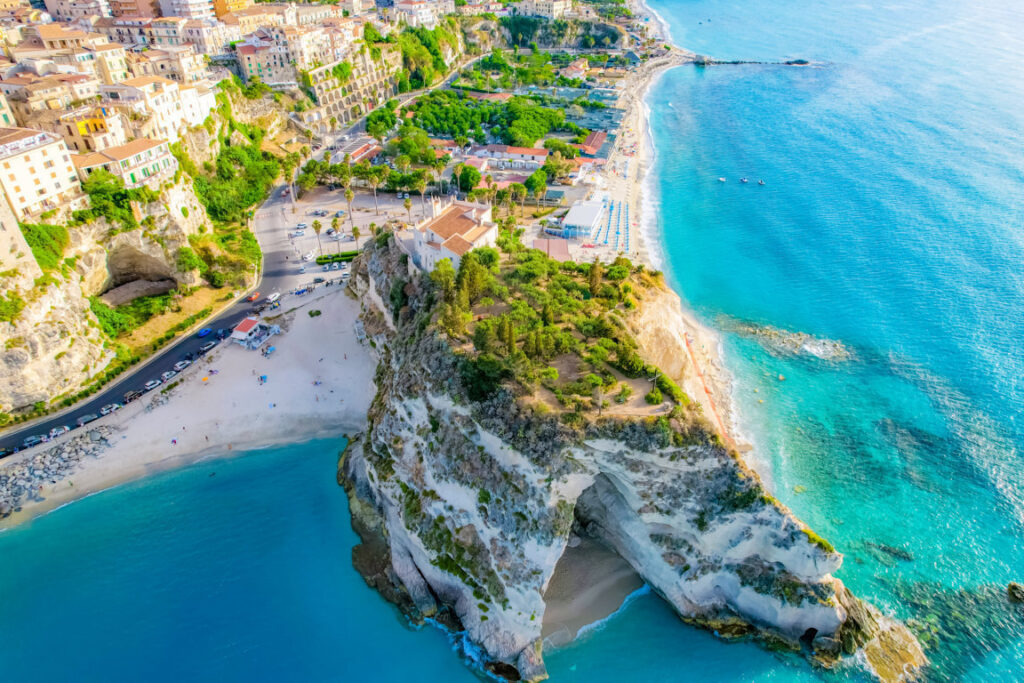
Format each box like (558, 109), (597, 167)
(267, 292), (280, 303)
(296, 223), (308, 229)
(100, 403), (122, 416)
(160, 370), (177, 382)
(49, 425), (70, 439)
(302, 252), (314, 261)
(173, 360), (191, 372)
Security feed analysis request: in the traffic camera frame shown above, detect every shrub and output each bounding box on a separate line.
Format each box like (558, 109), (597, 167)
(0, 291), (25, 323)
(645, 387), (663, 405)
(19, 223), (69, 271)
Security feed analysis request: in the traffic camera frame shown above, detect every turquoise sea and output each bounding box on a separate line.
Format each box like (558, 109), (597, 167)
(3, 0), (1024, 680)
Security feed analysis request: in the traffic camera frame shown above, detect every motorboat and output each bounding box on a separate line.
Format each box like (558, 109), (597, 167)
(740, 178), (749, 183)
(758, 179), (766, 186)
(718, 177), (726, 182)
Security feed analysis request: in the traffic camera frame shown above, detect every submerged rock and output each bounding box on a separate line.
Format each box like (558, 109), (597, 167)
(1009, 582), (1024, 604)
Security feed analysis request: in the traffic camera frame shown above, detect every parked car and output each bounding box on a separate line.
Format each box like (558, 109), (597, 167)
(143, 379), (162, 391)
(199, 340), (217, 353)
(331, 262), (340, 271)
(291, 230), (305, 238)
(312, 277), (324, 284)
(325, 228), (335, 236)
(296, 223), (308, 229)
(49, 425), (70, 439)
(160, 370), (177, 382)
(124, 390), (142, 403)
(267, 292), (280, 303)
(335, 210), (345, 217)
(246, 291), (261, 302)
(22, 434), (45, 448)
(173, 360), (191, 372)
(299, 265), (306, 273)
(302, 252), (314, 262)
(76, 413), (99, 427)
(197, 328), (213, 338)
(282, 187), (290, 196)
(341, 271), (351, 280)
(322, 264), (330, 271)
(100, 403), (121, 416)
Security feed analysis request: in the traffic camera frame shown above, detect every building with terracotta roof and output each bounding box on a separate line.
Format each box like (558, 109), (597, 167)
(410, 198), (497, 271)
(0, 127), (85, 218)
(127, 45), (209, 83)
(33, 104), (129, 152)
(212, 0), (248, 19)
(72, 137), (176, 189)
(473, 143), (549, 169)
(109, 0), (159, 17)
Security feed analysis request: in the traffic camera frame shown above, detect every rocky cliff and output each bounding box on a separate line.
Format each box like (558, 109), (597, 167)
(340, 238), (927, 682)
(0, 178), (210, 414)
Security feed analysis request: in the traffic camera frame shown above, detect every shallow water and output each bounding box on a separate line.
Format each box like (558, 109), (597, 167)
(3, 0), (1024, 680)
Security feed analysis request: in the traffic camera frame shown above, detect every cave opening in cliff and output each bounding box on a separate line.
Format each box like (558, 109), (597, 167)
(540, 477), (644, 647)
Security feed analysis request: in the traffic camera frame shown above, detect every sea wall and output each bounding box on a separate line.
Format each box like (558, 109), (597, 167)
(339, 238), (926, 682)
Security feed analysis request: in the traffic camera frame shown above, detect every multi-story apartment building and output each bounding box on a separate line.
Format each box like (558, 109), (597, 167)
(34, 105), (129, 153)
(181, 19), (239, 54)
(43, 0), (110, 22)
(220, 7), (285, 34)
(90, 16), (153, 46)
(11, 23), (108, 54)
(73, 137), (176, 189)
(518, 0), (571, 19)
(150, 16), (187, 46)
(108, 0), (159, 17)
(100, 76), (215, 142)
(211, 0), (247, 18)
(1, 73), (100, 126)
(0, 0), (31, 12)
(158, 0), (214, 21)
(394, 0), (437, 28)
(299, 44), (402, 133)
(127, 45), (209, 84)
(0, 127), (85, 219)
(236, 37), (291, 86)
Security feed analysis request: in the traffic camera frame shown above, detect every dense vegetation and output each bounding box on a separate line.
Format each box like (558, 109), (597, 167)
(408, 89), (585, 147)
(365, 19), (461, 91)
(460, 48), (584, 90)
(424, 224), (694, 426)
(72, 169), (159, 231)
(88, 292), (177, 338)
(18, 223), (69, 272)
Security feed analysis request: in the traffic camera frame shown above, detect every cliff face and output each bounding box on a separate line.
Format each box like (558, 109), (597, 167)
(340, 240), (926, 682)
(0, 178), (210, 413)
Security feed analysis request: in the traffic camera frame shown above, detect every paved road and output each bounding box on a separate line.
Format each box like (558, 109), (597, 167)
(0, 184), (358, 456)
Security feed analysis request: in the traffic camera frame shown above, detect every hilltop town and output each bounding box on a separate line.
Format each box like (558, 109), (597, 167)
(0, 0), (675, 435)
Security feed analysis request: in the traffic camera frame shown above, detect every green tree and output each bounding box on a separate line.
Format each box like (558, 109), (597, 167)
(411, 172), (428, 216)
(403, 196), (413, 223)
(589, 260), (602, 295)
(345, 188), (355, 227)
(395, 154), (412, 175)
(510, 182), (527, 213)
(352, 225), (361, 245)
(430, 258), (457, 300)
(312, 219), (323, 255)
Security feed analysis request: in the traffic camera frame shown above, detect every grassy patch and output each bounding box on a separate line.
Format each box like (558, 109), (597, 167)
(19, 223), (69, 271)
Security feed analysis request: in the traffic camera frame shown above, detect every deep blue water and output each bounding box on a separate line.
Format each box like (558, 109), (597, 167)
(3, 1), (1024, 680)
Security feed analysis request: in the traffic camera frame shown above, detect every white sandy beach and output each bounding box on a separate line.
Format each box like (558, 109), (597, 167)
(1, 287), (375, 529)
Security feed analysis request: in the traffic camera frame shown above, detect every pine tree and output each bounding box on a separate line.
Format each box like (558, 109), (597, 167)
(589, 260), (602, 295)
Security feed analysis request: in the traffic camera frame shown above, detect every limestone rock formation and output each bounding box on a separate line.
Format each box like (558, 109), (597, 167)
(339, 239), (927, 682)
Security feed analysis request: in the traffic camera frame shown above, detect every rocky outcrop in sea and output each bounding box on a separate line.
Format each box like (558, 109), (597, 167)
(336, 238), (926, 682)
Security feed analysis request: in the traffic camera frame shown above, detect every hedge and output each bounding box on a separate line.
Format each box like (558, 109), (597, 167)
(315, 251), (359, 265)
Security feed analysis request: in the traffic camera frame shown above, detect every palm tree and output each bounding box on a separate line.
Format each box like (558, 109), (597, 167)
(511, 182), (527, 215)
(412, 173), (427, 217)
(369, 165), (387, 216)
(304, 129), (314, 146)
(331, 216), (341, 253)
(403, 196), (412, 223)
(352, 225), (361, 248)
(329, 116), (337, 131)
(312, 220), (323, 255)
(395, 155), (411, 175)
(345, 188), (355, 227)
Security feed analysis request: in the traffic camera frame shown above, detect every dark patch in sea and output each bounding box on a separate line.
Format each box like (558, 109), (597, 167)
(881, 578), (1024, 681)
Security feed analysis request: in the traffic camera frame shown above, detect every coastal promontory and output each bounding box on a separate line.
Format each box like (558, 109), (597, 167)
(339, 230), (927, 681)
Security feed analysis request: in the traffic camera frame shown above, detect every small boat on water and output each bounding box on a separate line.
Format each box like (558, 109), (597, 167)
(758, 179), (766, 185)
(740, 178), (749, 183)
(718, 177), (726, 182)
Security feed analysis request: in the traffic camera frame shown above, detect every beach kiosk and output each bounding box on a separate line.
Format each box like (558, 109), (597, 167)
(230, 317), (280, 350)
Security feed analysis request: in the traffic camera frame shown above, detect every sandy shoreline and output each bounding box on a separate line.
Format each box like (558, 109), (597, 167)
(1, 287), (376, 530)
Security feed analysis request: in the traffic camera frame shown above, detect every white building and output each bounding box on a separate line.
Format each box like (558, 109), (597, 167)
(0, 127), (85, 219)
(43, 0), (111, 22)
(100, 75), (214, 142)
(158, 0), (214, 21)
(411, 199), (497, 271)
(73, 137), (176, 189)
